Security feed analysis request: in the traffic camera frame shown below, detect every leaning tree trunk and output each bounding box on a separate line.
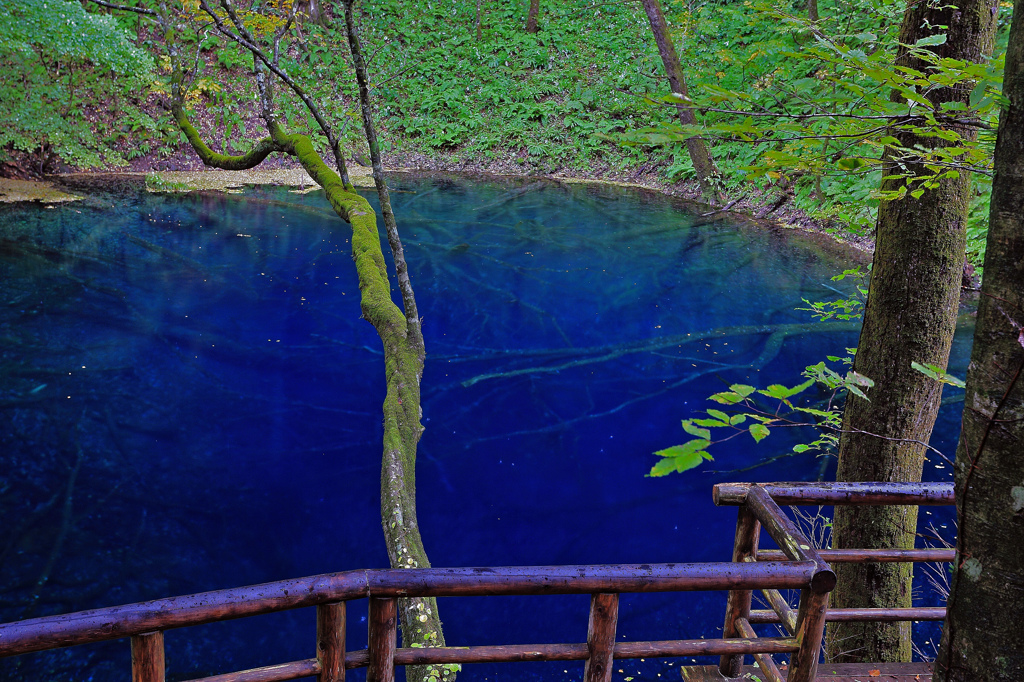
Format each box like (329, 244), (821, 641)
(341, 5), (452, 682)
(935, 2), (1024, 678)
(827, 0), (998, 663)
(639, 0), (725, 204)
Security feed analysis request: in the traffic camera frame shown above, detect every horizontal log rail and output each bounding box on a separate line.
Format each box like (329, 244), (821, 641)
(748, 606), (948, 623)
(713, 481), (954, 506)
(0, 482), (956, 682)
(0, 562), (819, 658)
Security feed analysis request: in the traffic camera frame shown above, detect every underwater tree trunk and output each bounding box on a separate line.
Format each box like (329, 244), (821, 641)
(828, 0), (998, 664)
(341, 5), (451, 682)
(640, 0), (725, 204)
(935, 1), (1024, 677)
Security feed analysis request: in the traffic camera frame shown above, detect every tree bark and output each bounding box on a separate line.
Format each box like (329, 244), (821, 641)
(807, 0), (819, 22)
(639, 0), (725, 204)
(525, 0), (540, 33)
(828, 0), (999, 663)
(935, 1), (1024, 678)
(341, 6), (449, 682)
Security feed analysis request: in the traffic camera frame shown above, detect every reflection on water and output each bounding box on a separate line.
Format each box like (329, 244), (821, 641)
(0, 176), (962, 679)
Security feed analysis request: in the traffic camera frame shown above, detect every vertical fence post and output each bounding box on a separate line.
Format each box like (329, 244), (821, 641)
(786, 589), (829, 682)
(583, 593), (619, 682)
(318, 602), (346, 682)
(367, 597), (397, 682)
(131, 631), (165, 682)
(719, 502), (761, 677)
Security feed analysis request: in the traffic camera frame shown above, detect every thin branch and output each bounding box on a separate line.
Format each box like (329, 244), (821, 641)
(87, 0), (157, 16)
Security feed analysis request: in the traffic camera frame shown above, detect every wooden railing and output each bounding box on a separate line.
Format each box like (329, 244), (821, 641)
(713, 482), (954, 682)
(0, 482), (954, 682)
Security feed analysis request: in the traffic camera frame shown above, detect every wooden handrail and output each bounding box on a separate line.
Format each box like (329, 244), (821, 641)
(0, 482), (957, 682)
(713, 481), (954, 506)
(0, 562), (821, 658)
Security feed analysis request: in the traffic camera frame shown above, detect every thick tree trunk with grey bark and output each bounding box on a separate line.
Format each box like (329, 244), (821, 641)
(640, 0), (724, 204)
(935, 2), (1024, 678)
(827, 0), (998, 663)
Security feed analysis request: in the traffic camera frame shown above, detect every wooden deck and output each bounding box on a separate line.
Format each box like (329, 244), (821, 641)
(681, 662), (932, 681)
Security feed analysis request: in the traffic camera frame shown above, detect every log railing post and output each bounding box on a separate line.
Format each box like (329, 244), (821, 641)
(367, 597), (397, 682)
(719, 503), (760, 677)
(786, 589), (829, 682)
(131, 631), (165, 682)
(583, 593), (619, 682)
(317, 602), (346, 682)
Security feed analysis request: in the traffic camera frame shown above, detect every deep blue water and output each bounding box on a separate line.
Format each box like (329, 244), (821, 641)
(0, 175), (966, 680)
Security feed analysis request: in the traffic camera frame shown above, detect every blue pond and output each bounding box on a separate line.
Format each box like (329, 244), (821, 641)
(0, 175), (966, 680)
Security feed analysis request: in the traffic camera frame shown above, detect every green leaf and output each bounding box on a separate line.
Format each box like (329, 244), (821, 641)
(691, 418), (729, 428)
(837, 157), (868, 170)
(710, 391), (745, 405)
(749, 424), (770, 443)
(706, 409), (731, 422)
(729, 384), (757, 397)
(915, 33), (948, 47)
(682, 422), (712, 439)
(911, 361), (966, 388)
(729, 414), (748, 425)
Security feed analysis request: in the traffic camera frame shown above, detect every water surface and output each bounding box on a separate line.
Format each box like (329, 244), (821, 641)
(0, 176), (963, 679)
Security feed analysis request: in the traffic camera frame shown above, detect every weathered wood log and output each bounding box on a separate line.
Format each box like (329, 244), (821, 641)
(317, 602), (345, 682)
(788, 589), (829, 682)
(0, 562), (817, 657)
(131, 632), (165, 682)
(583, 593), (618, 682)
(760, 588), (797, 635)
(182, 659), (319, 682)
(757, 548), (955, 563)
(367, 598), (397, 682)
(342, 637), (800, 668)
(749, 607), (946, 623)
(720, 504), (760, 677)
(734, 617), (785, 682)
(713, 482), (954, 506)
(744, 487), (835, 593)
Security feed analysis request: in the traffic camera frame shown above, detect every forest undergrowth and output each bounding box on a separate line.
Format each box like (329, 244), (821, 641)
(1, 0), (1014, 261)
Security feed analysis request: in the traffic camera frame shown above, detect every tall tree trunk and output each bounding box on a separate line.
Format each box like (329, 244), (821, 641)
(639, 0), (725, 204)
(827, 0), (999, 663)
(525, 0), (540, 33)
(341, 5), (450, 682)
(807, 0), (819, 22)
(935, 2), (1024, 678)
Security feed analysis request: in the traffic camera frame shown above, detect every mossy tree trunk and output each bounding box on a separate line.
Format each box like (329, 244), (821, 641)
(167, 4), (451, 672)
(827, 0), (999, 663)
(341, 5), (451, 682)
(935, 2), (1024, 677)
(640, 0), (725, 204)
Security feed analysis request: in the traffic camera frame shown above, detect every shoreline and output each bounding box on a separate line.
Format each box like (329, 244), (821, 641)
(1, 163), (874, 258)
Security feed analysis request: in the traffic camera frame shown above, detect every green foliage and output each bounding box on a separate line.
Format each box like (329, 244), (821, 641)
(910, 361), (966, 388)
(650, 267), (873, 477)
(649, 365), (874, 477)
(0, 0), (155, 170)
(616, 0), (1008, 255)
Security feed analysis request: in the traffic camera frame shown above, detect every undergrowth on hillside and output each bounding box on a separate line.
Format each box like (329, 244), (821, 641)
(2, 0), (1013, 258)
